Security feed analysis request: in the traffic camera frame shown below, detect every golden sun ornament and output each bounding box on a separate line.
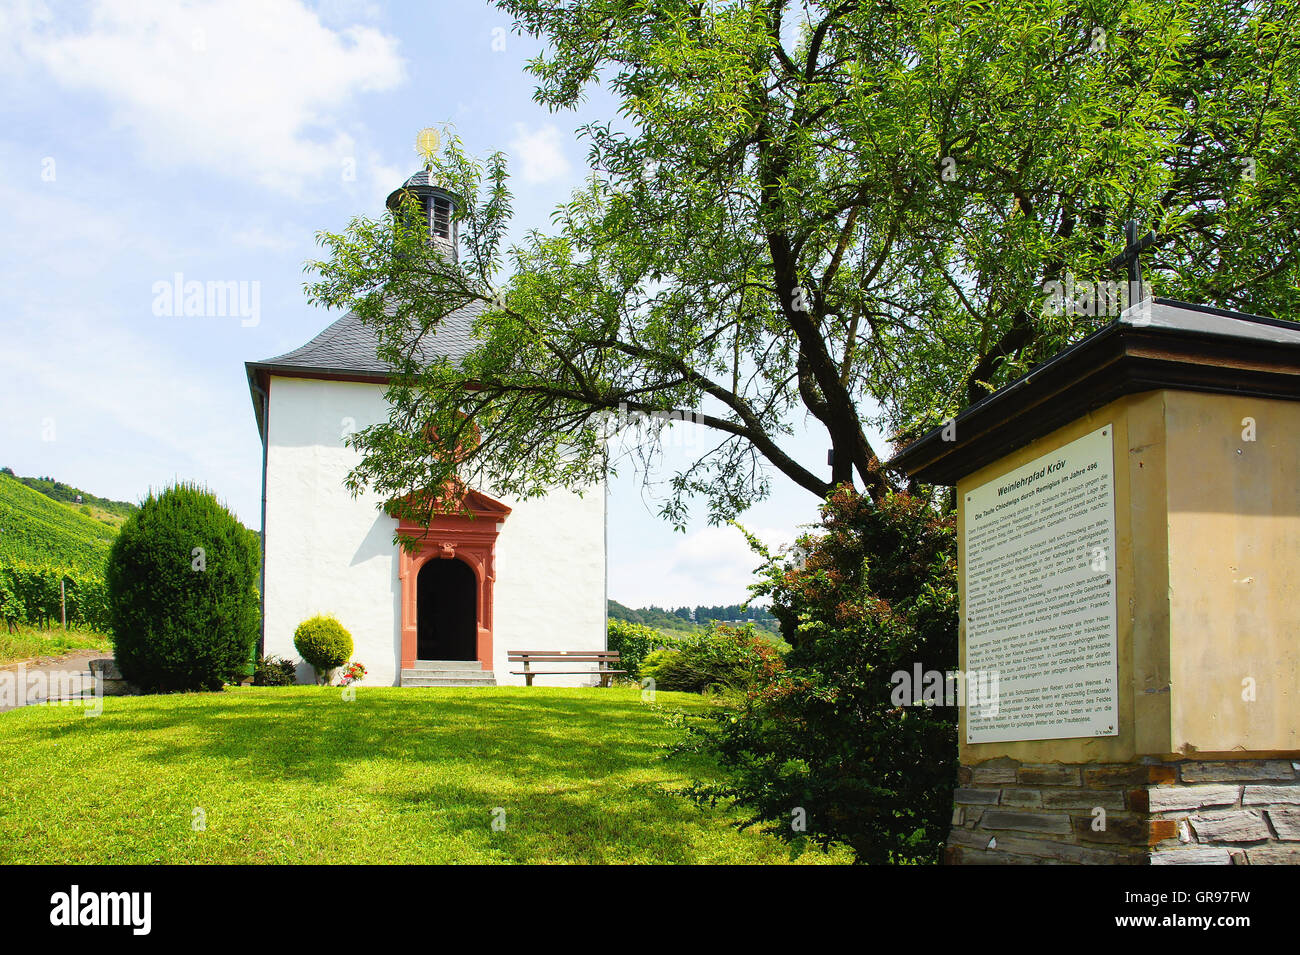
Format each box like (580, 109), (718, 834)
(415, 127), (440, 168)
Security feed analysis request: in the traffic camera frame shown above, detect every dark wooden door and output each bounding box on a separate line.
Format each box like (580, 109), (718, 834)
(416, 559), (478, 660)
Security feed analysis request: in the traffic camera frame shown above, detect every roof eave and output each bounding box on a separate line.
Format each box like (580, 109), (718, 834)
(889, 301), (1300, 486)
(244, 361), (395, 439)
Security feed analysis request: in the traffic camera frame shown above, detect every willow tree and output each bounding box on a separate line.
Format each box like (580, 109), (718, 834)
(307, 0), (1300, 524)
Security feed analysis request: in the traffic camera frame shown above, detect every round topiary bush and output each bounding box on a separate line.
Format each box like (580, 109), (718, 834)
(106, 483), (260, 692)
(293, 615), (353, 682)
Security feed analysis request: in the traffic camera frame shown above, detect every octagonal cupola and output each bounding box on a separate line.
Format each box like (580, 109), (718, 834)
(385, 169), (459, 263)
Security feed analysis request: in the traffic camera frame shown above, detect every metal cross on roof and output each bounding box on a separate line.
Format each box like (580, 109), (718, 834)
(1105, 220), (1158, 295)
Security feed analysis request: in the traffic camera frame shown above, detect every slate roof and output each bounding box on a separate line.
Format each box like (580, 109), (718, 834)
(1117, 297), (1300, 344)
(398, 169), (440, 190)
(245, 300), (482, 435)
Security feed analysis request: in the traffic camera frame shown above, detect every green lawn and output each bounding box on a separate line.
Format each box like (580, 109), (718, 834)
(0, 686), (849, 864)
(0, 623), (112, 665)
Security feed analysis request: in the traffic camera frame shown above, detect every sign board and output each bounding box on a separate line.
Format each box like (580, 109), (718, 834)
(962, 425), (1119, 744)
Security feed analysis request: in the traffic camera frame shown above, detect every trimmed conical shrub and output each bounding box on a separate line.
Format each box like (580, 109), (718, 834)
(106, 483), (260, 692)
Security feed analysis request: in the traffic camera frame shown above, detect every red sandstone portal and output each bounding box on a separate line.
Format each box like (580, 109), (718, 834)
(389, 488), (511, 671)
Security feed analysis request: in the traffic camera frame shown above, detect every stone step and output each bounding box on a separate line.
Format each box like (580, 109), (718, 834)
(401, 659), (496, 687)
(401, 676), (498, 687)
(402, 670), (496, 681)
(412, 659), (485, 670)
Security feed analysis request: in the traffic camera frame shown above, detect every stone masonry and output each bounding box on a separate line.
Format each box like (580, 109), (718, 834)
(945, 757), (1300, 864)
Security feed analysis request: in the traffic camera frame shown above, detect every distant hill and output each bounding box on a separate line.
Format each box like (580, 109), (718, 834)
(0, 473), (117, 574)
(0, 468), (137, 528)
(609, 599), (780, 636)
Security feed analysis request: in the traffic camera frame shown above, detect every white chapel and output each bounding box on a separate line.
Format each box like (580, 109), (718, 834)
(245, 171), (607, 686)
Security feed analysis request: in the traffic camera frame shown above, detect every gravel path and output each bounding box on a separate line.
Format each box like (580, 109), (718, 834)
(0, 650), (103, 713)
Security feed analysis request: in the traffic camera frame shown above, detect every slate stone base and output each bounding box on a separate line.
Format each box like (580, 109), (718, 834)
(945, 757), (1300, 864)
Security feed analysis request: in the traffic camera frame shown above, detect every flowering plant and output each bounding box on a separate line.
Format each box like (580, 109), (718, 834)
(339, 661), (367, 686)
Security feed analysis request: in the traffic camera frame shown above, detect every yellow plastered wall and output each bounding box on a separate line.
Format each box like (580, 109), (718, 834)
(1163, 391), (1300, 755)
(956, 390), (1300, 764)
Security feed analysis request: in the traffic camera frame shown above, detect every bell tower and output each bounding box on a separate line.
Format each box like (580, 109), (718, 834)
(385, 128), (458, 262)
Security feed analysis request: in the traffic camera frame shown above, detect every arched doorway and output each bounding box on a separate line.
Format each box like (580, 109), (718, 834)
(416, 558), (478, 661)
(390, 485), (511, 672)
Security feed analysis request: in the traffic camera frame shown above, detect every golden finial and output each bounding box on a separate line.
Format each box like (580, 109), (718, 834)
(415, 127), (440, 170)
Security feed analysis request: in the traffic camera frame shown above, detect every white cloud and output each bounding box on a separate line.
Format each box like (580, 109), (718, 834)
(508, 122), (572, 184)
(0, 169), (261, 520)
(0, 169), (171, 281)
(610, 524), (794, 608)
(314, 0), (384, 27)
(14, 0), (406, 196)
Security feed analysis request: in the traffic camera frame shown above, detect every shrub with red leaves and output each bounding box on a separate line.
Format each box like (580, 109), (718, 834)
(676, 487), (958, 864)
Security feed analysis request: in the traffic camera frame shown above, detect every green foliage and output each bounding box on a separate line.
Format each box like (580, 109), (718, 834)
(106, 483), (260, 693)
(0, 474), (115, 573)
(0, 577), (22, 626)
(691, 603), (778, 628)
(309, 0), (1300, 524)
(2, 471), (137, 525)
(254, 654), (299, 687)
(605, 618), (666, 677)
(0, 561), (110, 632)
(676, 488), (959, 865)
(0, 475), (118, 635)
(293, 615), (354, 678)
(641, 622), (786, 694)
(609, 599), (779, 636)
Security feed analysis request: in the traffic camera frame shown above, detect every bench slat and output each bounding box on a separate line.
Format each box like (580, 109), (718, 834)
(510, 670), (628, 675)
(507, 649), (626, 687)
(508, 652), (621, 658)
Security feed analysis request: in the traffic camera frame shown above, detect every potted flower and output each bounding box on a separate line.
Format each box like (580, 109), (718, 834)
(339, 661), (367, 686)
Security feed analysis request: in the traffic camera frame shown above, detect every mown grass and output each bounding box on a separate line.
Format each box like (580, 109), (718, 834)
(0, 686), (849, 865)
(0, 623), (112, 664)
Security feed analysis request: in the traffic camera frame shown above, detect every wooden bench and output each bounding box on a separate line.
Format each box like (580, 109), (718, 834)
(508, 650), (627, 687)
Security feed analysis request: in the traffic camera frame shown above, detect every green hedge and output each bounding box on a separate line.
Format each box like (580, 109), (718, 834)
(107, 483), (260, 692)
(254, 654), (299, 687)
(640, 623), (786, 693)
(606, 618), (668, 678)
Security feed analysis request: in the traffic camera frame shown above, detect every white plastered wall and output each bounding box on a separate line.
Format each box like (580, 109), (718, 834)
(262, 374), (606, 686)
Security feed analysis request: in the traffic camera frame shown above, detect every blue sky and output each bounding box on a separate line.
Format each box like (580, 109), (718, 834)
(0, 0), (869, 608)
